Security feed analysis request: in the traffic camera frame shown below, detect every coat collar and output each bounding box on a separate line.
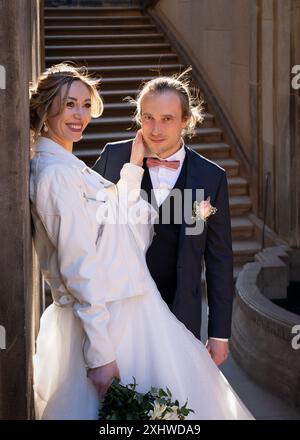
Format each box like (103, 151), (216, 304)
(177, 146), (208, 255)
(32, 136), (114, 188)
(32, 137), (81, 165)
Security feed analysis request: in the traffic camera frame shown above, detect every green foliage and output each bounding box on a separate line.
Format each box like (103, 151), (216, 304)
(99, 378), (194, 420)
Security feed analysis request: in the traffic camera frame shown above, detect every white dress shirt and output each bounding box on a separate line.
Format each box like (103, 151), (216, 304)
(148, 144), (186, 206)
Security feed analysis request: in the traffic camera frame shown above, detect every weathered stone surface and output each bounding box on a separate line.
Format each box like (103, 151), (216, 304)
(0, 0), (41, 420)
(232, 246), (300, 407)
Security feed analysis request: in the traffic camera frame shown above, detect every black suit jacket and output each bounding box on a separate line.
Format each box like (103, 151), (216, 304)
(93, 139), (234, 339)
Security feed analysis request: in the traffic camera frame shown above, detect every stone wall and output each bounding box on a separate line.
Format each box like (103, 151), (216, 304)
(0, 0), (42, 420)
(232, 246), (300, 407)
(154, 0), (300, 247)
(155, 0), (252, 159)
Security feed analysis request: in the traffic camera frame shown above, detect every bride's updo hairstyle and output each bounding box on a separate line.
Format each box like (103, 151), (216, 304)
(30, 62), (103, 140)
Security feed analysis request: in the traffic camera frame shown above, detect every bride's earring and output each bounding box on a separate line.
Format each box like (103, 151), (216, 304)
(43, 122), (49, 133)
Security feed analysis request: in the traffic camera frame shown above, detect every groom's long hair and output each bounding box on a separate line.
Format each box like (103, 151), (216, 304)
(126, 67), (204, 138)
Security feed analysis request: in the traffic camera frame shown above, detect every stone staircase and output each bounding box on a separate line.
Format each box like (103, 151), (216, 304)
(44, 4), (261, 278)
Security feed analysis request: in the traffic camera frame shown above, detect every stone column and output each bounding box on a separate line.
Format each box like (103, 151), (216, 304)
(249, 0), (261, 214)
(271, 0), (291, 242)
(0, 0), (42, 420)
(290, 0), (300, 247)
(257, 0), (298, 246)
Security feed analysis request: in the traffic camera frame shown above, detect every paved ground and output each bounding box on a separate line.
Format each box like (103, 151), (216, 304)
(200, 294), (300, 420)
(220, 353), (300, 420)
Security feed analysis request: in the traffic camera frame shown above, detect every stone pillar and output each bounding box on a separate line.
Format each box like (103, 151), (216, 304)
(256, 0), (299, 246)
(0, 0), (42, 420)
(249, 0), (260, 214)
(290, 0), (300, 248)
(273, 0), (294, 246)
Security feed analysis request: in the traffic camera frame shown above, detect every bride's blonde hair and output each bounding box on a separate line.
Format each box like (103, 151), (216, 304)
(30, 62), (103, 140)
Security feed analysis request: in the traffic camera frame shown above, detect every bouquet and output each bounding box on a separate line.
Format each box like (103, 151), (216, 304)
(99, 378), (194, 420)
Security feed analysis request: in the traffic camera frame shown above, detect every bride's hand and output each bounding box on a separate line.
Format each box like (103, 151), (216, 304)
(130, 129), (146, 167)
(87, 360), (120, 399)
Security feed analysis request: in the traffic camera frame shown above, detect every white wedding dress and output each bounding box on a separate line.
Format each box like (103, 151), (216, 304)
(31, 138), (254, 420)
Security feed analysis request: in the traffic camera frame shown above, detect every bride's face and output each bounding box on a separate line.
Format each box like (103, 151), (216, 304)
(45, 80), (92, 151)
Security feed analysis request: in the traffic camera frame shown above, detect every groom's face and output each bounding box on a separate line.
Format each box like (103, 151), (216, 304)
(140, 91), (187, 159)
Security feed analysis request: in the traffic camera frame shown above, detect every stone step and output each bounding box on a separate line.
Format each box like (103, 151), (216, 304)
(231, 216), (254, 239)
(74, 141), (231, 167)
(45, 42), (171, 55)
(214, 158), (239, 177)
(45, 32), (166, 45)
(99, 102), (142, 116)
(45, 7), (142, 17)
(44, 24), (159, 36)
(190, 142), (230, 158)
(229, 195), (252, 216)
(100, 76), (157, 90)
(87, 113), (214, 132)
(45, 52), (179, 67)
(232, 240), (261, 264)
(96, 103), (216, 130)
(227, 176), (248, 196)
(80, 127), (223, 147)
(101, 88), (139, 104)
(45, 15), (151, 26)
(64, 63), (185, 78)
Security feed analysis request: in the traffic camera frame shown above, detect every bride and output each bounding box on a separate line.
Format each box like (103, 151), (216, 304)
(30, 63), (254, 420)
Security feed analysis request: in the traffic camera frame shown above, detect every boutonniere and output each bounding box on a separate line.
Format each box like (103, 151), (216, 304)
(191, 196), (217, 222)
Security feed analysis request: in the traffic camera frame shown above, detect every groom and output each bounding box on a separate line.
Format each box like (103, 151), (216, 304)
(93, 75), (234, 366)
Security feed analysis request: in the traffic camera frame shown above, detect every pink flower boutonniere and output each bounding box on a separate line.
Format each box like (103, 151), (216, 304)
(191, 196), (217, 222)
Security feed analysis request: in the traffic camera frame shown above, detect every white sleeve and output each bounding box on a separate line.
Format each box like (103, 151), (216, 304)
(35, 166), (115, 369)
(116, 163), (158, 253)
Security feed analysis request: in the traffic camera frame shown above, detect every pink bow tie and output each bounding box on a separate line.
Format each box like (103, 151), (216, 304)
(146, 157), (180, 170)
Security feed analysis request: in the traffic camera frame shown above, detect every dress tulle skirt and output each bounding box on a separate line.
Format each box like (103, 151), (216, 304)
(34, 282), (254, 420)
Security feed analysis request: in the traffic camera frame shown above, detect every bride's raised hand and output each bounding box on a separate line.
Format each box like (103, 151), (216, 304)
(130, 129), (146, 167)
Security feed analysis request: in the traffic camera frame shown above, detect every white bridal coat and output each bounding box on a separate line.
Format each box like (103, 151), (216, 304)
(30, 137), (254, 420)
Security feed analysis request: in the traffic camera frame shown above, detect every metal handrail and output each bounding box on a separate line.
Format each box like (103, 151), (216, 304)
(262, 172), (270, 249)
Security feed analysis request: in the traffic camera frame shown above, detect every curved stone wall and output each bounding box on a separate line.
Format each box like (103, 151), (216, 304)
(231, 246), (300, 407)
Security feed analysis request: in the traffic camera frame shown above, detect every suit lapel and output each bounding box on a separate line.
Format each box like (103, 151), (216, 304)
(141, 159), (159, 210)
(178, 147), (208, 256)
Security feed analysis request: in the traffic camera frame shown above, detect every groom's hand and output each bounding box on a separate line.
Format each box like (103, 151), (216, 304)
(130, 129), (146, 167)
(87, 360), (120, 399)
(206, 339), (229, 366)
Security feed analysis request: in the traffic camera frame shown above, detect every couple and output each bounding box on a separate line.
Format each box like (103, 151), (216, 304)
(30, 63), (253, 420)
